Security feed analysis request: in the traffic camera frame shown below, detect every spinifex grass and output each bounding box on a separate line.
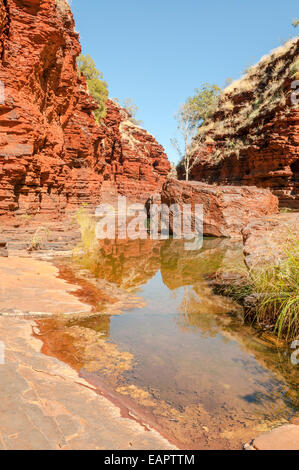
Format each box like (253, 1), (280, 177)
(250, 236), (299, 339)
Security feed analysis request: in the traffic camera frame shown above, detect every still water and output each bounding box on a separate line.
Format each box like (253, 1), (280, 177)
(37, 238), (298, 449)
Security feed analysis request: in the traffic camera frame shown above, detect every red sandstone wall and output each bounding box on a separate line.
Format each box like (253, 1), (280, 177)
(0, 0), (170, 217)
(186, 39), (299, 208)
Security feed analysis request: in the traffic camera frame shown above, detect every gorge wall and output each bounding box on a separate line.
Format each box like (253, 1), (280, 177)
(0, 0), (170, 218)
(186, 38), (299, 208)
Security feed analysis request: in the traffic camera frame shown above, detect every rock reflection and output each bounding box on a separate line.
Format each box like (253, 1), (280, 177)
(36, 237), (298, 450)
(74, 238), (161, 290)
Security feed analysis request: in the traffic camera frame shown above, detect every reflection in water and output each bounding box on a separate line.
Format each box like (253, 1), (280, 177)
(37, 238), (298, 450)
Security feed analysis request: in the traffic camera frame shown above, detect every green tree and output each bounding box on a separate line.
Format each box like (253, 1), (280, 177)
(172, 83), (220, 180)
(180, 83), (221, 130)
(77, 54), (108, 123)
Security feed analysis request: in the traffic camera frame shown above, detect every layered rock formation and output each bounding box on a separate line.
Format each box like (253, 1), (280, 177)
(161, 179), (279, 238)
(0, 0), (170, 218)
(98, 100), (170, 204)
(186, 38), (299, 208)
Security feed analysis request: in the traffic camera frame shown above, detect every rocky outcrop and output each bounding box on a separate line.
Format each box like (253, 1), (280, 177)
(161, 179), (279, 238)
(186, 38), (299, 208)
(242, 213), (299, 269)
(0, 0), (169, 218)
(97, 100), (170, 204)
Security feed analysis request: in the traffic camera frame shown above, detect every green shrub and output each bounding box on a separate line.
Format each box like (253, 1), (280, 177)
(180, 83), (221, 130)
(77, 54), (108, 122)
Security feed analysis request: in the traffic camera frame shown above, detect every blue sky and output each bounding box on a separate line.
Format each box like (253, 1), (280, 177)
(71, 0), (298, 163)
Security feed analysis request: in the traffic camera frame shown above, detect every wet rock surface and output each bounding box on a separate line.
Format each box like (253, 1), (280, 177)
(0, 316), (175, 450)
(0, 256), (92, 316)
(246, 423), (299, 450)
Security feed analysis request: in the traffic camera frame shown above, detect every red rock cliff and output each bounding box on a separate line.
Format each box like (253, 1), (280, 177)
(0, 0), (170, 217)
(186, 38), (299, 208)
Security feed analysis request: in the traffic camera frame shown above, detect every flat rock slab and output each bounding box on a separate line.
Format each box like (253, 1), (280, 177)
(0, 257), (91, 316)
(0, 317), (175, 450)
(251, 424), (299, 450)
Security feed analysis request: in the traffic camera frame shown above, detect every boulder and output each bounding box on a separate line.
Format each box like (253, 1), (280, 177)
(161, 180), (279, 238)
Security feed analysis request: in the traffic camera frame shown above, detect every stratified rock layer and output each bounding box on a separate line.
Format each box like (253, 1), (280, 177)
(0, 0), (170, 217)
(187, 38), (299, 208)
(161, 179), (279, 238)
(98, 100), (170, 204)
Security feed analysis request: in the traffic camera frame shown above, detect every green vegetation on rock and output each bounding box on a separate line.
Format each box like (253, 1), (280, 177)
(173, 83), (220, 180)
(77, 54), (108, 123)
(179, 83), (221, 131)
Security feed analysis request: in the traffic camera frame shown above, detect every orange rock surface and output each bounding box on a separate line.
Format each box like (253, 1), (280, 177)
(186, 39), (299, 208)
(161, 179), (279, 238)
(0, 0), (170, 218)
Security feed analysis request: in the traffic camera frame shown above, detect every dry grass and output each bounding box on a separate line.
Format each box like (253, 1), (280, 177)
(27, 227), (50, 251)
(191, 36), (299, 164)
(72, 208), (98, 267)
(56, 0), (72, 20)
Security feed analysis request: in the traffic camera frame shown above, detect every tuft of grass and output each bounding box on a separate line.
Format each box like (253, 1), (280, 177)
(28, 227), (50, 251)
(250, 236), (299, 339)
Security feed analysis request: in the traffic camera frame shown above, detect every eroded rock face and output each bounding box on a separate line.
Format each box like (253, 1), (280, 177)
(161, 179), (279, 238)
(187, 38), (299, 208)
(97, 100), (170, 204)
(0, 0), (169, 218)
